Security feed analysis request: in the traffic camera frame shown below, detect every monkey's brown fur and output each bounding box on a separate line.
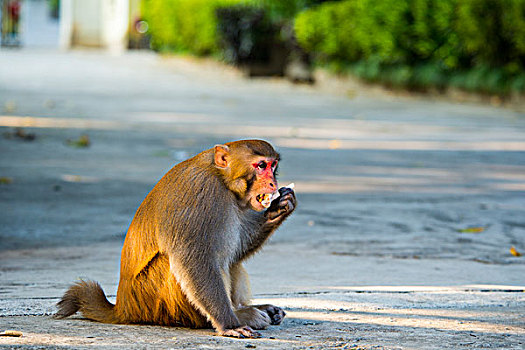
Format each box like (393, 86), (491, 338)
(56, 140), (296, 338)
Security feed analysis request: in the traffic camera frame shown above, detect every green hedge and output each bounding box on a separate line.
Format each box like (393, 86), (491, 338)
(295, 0), (525, 94)
(141, 0), (325, 55)
(251, 0), (332, 22)
(141, 0), (525, 94)
(142, 0), (244, 54)
(142, 0), (326, 55)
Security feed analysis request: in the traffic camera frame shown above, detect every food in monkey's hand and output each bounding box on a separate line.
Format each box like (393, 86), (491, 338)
(257, 183), (295, 209)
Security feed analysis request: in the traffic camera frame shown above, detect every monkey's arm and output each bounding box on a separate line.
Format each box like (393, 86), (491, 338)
(241, 187), (296, 259)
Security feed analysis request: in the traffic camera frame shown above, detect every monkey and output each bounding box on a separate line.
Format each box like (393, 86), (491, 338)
(55, 139), (296, 338)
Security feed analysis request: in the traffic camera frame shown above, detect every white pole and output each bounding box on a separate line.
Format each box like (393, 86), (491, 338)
(58, 0), (73, 50)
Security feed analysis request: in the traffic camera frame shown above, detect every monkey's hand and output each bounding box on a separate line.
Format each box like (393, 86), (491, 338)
(219, 326), (261, 338)
(264, 187), (296, 222)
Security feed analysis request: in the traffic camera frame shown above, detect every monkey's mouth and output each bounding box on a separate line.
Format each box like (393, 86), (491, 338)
(256, 192), (279, 209)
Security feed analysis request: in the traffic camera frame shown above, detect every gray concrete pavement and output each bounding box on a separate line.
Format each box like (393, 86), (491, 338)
(0, 49), (524, 349)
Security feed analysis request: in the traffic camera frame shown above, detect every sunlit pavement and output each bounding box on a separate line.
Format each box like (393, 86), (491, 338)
(1, 50), (524, 349)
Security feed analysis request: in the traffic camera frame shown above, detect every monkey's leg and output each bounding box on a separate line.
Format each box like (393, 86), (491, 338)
(230, 263), (271, 330)
(230, 263), (252, 308)
(168, 256), (260, 338)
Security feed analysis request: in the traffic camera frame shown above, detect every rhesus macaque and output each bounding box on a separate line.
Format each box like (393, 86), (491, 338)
(56, 140), (296, 338)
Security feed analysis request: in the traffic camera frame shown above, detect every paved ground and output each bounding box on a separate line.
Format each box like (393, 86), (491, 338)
(0, 49), (524, 349)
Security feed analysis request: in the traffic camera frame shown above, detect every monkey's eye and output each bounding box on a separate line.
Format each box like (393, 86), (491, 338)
(257, 161), (267, 170)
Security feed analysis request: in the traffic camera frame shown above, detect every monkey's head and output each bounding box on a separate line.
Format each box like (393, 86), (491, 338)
(214, 140), (280, 211)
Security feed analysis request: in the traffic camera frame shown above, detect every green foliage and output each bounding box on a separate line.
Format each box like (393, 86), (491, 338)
(295, 0), (525, 94)
(455, 0), (525, 68)
(141, 0), (327, 54)
(251, 0), (331, 22)
(141, 0), (525, 94)
(295, 0), (407, 63)
(402, 0), (459, 68)
(142, 0), (243, 54)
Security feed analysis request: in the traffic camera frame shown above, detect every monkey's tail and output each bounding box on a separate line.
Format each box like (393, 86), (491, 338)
(55, 280), (120, 324)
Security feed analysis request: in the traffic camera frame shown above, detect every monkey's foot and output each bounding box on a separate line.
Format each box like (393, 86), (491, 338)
(219, 326), (261, 338)
(235, 307), (271, 329)
(254, 304), (286, 325)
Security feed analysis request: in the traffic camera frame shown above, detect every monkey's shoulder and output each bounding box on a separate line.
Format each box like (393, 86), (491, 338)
(145, 162), (232, 215)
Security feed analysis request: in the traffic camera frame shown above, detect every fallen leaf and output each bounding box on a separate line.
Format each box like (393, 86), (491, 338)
(0, 330), (22, 337)
(66, 134), (90, 148)
(458, 227), (485, 233)
(0, 177), (13, 184)
(510, 246), (522, 257)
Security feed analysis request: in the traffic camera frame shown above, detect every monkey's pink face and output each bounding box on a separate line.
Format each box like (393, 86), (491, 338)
(248, 157), (279, 211)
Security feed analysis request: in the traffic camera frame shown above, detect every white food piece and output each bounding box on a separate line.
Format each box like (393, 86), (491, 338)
(267, 183), (295, 204)
(276, 183), (295, 197)
(258, 183), (295, 209)
(270, 191), (281, 202)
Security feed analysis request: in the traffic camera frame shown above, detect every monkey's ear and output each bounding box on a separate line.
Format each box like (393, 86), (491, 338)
(214, 145), (230, 168)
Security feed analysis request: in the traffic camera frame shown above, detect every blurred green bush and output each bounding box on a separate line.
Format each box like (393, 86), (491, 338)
(295, 0), (525, 95)
(141, 0), (524, 95)
(141, 0), (328, 55)
(142, 0), (244, 55)
(251, 0), (335, 22)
